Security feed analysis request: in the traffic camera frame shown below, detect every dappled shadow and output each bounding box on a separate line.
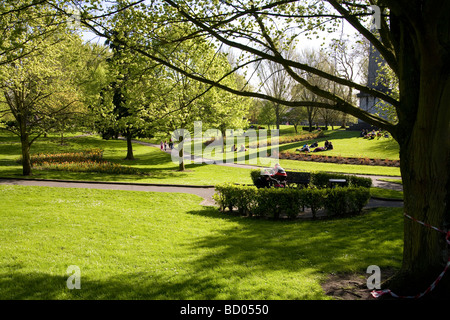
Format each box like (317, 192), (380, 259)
(0, 207), (403, 300)
(185, 206), (403, 276)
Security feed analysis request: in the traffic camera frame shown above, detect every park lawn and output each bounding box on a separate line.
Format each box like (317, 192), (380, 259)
(278, 159), (401, 176)
(370, 187), (404, 200)
(165, 128), (401, 177)
(279, 129), (400, 161)
(0, 185), (403, 300)
(0, 133), (254, 186)
(0, 131), (401, 186)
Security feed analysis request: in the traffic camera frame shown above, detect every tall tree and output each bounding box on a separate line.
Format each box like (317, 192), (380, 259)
(72, 0), (450, 296)
(0, 4), (93, 175)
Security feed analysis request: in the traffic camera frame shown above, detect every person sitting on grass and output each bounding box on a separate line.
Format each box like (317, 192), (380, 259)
(239, 144), (247, 152)
(326, 141), (333, 150)
(313, 146), (326, 152)
(297, 144), (310, 152)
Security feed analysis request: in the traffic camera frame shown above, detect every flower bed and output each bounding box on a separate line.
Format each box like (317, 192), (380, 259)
(280, 151), (400, 167)
(17, 149), (140, 175)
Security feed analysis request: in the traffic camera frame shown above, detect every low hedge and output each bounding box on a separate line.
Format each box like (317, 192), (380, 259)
(250, 169), (372, 189)
(310, 172), (372, 188)
(213, 183), (371, 219)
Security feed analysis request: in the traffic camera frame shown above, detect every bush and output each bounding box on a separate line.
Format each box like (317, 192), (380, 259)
(251, 170), (372, 190)
(310, 172), (372, 188)
(214, 183), (370, 220)
(213, 183), (258, 215)
(250, 169), (263, 185)
(323, 187), (371, 217)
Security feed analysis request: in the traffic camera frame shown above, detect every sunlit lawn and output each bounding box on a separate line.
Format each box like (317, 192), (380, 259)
(0, 130), (401, 187)
(0, 185), (403, 300)
(0, 133), (254, 185)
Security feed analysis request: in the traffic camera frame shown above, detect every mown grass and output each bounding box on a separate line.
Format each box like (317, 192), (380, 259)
(280, 129), (400, 160)
(0, 185), (404, 300)
(0, 130), (401, 187)
(0, 132), (254, 185)
(370, 187), (404, 200)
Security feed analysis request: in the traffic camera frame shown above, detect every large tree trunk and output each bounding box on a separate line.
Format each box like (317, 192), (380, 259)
(385, 16), (450, 296)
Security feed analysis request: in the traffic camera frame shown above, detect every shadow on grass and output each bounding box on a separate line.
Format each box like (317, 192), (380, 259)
(185, 206), (404, 275)
(0, 207), (403, 300)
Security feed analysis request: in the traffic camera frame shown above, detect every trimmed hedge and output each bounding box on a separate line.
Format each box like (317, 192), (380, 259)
(250, 169), (372, 189)
(310, 172), (372, 188)
(213, 183), (371, 219)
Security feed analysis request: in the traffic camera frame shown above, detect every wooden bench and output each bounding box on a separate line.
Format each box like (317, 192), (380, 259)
(285, 171), (311, 188)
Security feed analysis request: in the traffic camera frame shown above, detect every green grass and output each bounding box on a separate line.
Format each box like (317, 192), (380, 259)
(0, 132), (254, 186)
(0, 130), (401, 188)
(370, 187), (404, 200)
(280, 129), (400, 160)
(0, 185), (404, 300)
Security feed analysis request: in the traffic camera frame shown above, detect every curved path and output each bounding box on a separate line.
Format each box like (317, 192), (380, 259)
(129, 138), (404, 191)
(0, 138), (403, 209)
(0, 177), (403, 210)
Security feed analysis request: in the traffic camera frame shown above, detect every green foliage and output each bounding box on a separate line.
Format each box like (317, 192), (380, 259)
(324, 187), (371, 217)
(310, 172), (372, 188)
(251, 169), (372, 189)
(214, 183), (371, 219)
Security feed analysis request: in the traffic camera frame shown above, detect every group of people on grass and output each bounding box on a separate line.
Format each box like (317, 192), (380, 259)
(360, 129), (390, 140)
(296, 140), (334, 153)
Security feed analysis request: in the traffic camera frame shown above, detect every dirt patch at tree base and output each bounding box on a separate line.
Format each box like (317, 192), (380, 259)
(322, 268), (398, 300)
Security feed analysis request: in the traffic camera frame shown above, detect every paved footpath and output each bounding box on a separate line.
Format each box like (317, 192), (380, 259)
(0, 176), (403, 209)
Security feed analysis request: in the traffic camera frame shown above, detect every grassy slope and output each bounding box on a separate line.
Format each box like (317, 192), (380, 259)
(0, 185), (403, 300)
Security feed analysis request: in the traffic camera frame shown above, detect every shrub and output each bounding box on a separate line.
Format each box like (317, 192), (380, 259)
(214, 183), (370, 220)
(323, 187), (371, 217)
(250, 169), (263, 185)
(310, 172), (372, 189)
(301, 187), (326, 219)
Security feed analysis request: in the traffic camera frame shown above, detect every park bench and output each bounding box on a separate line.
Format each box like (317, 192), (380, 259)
(285, 171), (311, 188)
(328, 179), (348, 188)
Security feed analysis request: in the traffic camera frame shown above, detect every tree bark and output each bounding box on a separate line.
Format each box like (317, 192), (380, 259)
(385, 16), (450, 295)
(178, 135), (185, 171)
(20, 135), (32, 176)
(124, 129), (135, 160)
